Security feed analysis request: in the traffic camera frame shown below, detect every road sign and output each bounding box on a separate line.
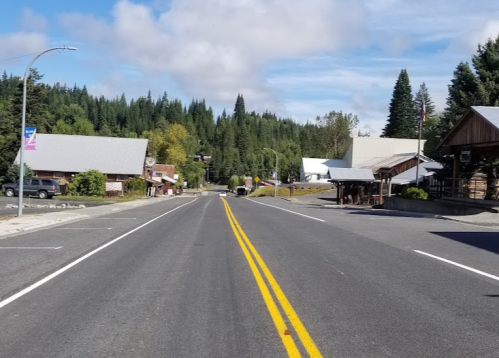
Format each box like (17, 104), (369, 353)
(254, 176), (260, 183)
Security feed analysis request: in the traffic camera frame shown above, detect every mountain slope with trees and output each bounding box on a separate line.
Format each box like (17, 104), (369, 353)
(0, 73), (361, 185)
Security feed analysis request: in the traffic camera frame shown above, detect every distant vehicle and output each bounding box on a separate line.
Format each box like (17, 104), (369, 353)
(1, 178), (61, 199)
(219, 191), (227, 197)
(236, 186), (249, 196)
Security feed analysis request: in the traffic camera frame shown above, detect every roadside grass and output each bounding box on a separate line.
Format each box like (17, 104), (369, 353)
(248, 186), (331, 197)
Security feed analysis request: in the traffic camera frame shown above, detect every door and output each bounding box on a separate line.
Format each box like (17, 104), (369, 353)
(28, 179), (41, 196)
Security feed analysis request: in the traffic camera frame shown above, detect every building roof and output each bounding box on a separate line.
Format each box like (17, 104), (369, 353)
(438, 106), (499, 150)
(328, 168), (375, 182)
(471, 106), (499, 127)
(355, 153), (417, 172)
(301, 158), (348, 175)
(15, 134), (148, 175)
(391, 162), (443, 185)
(162, 175), (177, 184)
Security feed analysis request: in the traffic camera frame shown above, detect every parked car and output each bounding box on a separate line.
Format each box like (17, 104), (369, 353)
(1, 178), (62, 199)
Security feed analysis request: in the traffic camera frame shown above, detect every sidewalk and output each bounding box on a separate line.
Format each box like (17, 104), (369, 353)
(0, 196), (179, 240)
(282, 195), (499, 228)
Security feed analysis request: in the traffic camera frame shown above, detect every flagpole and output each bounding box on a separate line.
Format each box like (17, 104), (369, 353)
(415, 102), (425, 187)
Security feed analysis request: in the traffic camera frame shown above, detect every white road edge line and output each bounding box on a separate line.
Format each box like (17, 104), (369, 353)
(246, 199), (325, 222)
(414, 250), (499, 281)
(0, 198), (197, 309)
(0, 246), (63, 250)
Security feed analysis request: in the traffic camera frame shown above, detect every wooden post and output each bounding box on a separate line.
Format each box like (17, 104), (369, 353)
(452, 153), (460, 197)
(387, 176), (393, 198)
(379, 174), (384, 205)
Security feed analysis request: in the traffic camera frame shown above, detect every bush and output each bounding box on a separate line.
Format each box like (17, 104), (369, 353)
(124, 177), (147, 196)
(68, 170), (107, 196)
(401, 187), (428, 200)
(228, 175), (239, 192)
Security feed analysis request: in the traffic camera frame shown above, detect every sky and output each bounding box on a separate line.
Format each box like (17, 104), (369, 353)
(1, 0), (499, 136)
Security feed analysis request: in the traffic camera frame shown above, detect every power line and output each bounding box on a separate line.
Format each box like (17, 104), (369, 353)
(0, 51), (43, 64)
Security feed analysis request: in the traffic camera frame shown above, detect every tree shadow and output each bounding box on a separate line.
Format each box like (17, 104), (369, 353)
(430, 232), (499, 255)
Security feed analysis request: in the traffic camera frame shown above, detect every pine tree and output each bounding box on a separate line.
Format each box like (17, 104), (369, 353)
(413, 83), (435, 120)
(382, 69), (416, 138)
(440, 62), (489, 135)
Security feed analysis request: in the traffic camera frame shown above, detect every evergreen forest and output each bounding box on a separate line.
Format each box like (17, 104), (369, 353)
(0, 71), (361, 186)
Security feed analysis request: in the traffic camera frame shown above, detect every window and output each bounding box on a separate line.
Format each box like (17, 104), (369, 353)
(31, 179), (40, 185)
(54, 172), (64, 178)
(117, 174), (129, 181)
(42, 180), (53, 186)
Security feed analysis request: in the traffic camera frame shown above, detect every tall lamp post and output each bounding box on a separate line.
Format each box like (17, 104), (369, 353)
(17, 46), (77, 217)
(264, 148), (278, 197)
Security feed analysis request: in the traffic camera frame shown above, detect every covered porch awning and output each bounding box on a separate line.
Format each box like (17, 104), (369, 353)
(162, 175), (177, 184)
(327, 168), (375, 182)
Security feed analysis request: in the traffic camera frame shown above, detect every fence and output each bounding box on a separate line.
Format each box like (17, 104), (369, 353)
(428, 177), (498, 200)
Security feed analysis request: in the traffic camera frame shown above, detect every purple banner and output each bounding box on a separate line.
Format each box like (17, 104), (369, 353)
(25, 127), (36, 150)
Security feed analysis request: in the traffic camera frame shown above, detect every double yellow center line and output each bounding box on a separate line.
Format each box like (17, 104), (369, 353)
(221, 198), (323, 358)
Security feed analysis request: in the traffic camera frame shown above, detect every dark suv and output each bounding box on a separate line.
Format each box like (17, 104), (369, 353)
(1, 178), (61, 199)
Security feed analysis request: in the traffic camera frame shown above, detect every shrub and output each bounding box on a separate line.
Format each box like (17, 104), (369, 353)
(401, 187), (428, 200)
(228, 175), (239, 192)
(124, 177), (147, 196)
(68, 170), (107, 196)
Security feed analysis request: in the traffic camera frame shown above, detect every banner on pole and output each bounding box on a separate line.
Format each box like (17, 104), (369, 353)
(272, 171), (276, 178)
(25, 127), (36, 150)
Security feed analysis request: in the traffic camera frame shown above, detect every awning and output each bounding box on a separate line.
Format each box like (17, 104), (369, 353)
(328, 168), (375, 182)
(142, 177), (164, 186)
(162, 175), (177, 184)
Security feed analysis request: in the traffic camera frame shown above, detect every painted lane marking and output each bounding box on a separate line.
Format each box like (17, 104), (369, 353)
(247, 199), (325, 222)
(0, 246), (62, 250)
(414, 250), (499, 281)
(221, 199), (301, 357)
(223, 198), (323, 358)
(0, 198), (197, 310)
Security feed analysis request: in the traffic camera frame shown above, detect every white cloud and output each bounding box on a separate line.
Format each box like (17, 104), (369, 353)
(49, 0), (498, 137)
(0, 32), (49, 60)
(20, 8), (48, 32)
(59, 0), (369, 108)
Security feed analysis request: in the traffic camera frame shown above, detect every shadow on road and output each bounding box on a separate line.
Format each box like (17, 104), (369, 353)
(431, 231), (499, 255)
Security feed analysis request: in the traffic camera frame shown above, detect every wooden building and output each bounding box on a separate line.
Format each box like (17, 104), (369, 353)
(438, 106), (499, 198)
(15, 134), (149, 195)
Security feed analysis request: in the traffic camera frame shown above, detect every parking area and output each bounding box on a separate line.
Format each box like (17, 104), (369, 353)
(0, 196), (112, 218)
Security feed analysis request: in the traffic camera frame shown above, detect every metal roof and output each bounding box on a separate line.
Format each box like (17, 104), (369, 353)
(355, 153), (417, 172)
(15, 134), (148, 175)
(328, 168), (375, 182)
(302, 158), (348, 175)
(162, 176), (177, 184)
(391, 161), (443, 185)
(472, 106), (499, 127)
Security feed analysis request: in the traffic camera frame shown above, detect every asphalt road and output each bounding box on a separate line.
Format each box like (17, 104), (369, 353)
(1, 192), (499, 357)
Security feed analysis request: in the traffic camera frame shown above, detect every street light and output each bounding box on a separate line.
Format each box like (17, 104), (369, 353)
(17, 46), (77, 217)
(264, 148), (278, 197)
